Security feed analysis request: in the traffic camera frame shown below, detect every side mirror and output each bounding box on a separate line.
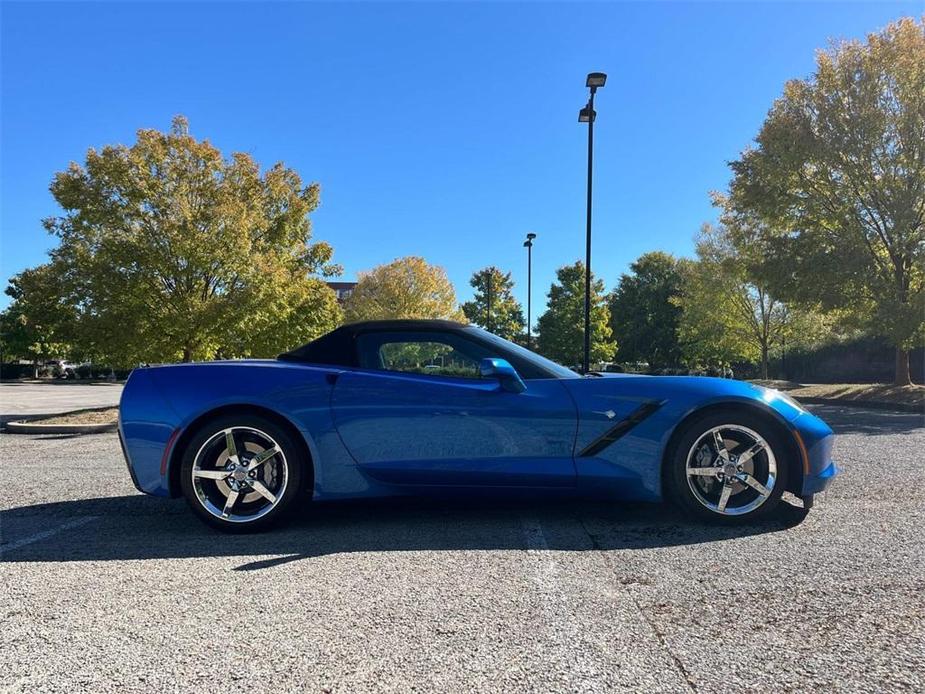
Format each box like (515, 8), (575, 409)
(479, 358), (526, 393)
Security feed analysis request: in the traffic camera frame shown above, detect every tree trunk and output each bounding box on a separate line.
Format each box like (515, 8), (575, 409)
(895, 347), (912, 386)
(182, 346), (193, 363)
(760, 344), (769, 380)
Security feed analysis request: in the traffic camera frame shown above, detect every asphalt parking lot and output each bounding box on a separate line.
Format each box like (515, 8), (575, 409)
(1, 386), (923, 692)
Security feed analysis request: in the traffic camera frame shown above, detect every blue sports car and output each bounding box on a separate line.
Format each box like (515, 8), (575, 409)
(118, 319), (838, 531)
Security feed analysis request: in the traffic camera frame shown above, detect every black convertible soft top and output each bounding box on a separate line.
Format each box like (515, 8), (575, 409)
(279, 319), (578, 379)
(277, 320), (469, 368)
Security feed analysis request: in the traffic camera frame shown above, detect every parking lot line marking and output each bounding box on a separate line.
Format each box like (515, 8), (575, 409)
(521, 516), (604, 687)
(0, 516), (98, 554)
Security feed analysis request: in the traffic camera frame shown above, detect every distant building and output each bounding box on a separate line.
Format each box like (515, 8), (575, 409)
(326, 281), (357, 304)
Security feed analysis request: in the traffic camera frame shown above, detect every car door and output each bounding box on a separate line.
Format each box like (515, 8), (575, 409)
(330, 330), (578, 487)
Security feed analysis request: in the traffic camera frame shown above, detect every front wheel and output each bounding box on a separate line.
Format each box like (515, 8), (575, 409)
(179, 414), (305, 532)
(665, 410), (789, 523)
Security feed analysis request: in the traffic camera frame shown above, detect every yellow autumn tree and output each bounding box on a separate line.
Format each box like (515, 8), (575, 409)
(344, 257), (463, 323)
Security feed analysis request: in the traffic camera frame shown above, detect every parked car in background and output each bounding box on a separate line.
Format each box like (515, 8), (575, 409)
(596, 362), (625, 373)
(46, 360), (76, 379)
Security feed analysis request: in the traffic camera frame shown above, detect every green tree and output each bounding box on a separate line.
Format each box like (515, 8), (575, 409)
(1, 264), (75, 372)
(460, 266), (525, 340)
(42, 116), (340, 366)
(675, 224), (829, 378)
(220, 277), (342, 358)
(344, 256), (462, 322)
(535, 261), (615, 368)
(727, 17), (925, 385)
(609, 252), (683, 368)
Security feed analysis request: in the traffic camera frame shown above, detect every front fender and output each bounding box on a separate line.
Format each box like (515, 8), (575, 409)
(562, 375), (823, 500)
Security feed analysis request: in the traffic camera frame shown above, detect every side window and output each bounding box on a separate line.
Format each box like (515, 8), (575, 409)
(357, 332), (493, 379)
(379, 341), (480, 377)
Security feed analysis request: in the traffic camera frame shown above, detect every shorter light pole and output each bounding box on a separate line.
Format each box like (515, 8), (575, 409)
(523, 233), (536, 347)
(486, 270), (493, 333)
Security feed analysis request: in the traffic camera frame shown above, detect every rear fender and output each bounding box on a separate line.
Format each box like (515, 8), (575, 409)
(122, 362), (339, 498)
(148, 364), (336, 498)
(164, 402), (320, 498)
(118, 368), (182, 497)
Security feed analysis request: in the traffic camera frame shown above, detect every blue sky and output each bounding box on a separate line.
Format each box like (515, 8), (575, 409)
(1, 1), (919, 314)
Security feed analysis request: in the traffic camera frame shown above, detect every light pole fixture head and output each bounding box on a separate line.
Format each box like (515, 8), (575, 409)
(526, 232), (536, 240)
(578, 106), (596, 123)
(586, 72), (607, 89)
(523, 240), (531, 247)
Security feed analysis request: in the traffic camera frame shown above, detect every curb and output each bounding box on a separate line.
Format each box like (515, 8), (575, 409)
(4, 420), (118, 435)
(795, 396), (924, 414)
(2, 405), (119, 435)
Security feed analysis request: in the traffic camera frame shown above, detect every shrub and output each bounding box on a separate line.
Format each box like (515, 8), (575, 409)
(0, 363), (35, 379)
(774, 337), (923, 384)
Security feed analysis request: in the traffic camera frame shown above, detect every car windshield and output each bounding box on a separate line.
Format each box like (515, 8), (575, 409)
(463, 327), (581, 379)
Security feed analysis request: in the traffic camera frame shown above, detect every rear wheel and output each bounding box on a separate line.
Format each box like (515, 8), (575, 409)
(179, 414), (305, 532)
(666, 410), (789, 523)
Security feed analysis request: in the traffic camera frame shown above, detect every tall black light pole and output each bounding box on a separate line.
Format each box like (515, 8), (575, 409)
(578, 71), (606, 374)
(523, 233), (536, 347)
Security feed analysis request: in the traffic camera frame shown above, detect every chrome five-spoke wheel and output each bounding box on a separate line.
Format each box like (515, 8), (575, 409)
(685, 424), (777, 516)
(180, 414), (304, 531)
(186, 423), (292, 526)
(667, 410), (789, 523)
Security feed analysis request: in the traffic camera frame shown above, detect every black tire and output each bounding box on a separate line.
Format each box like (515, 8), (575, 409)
(665, 408), (790, 524)
(179, 413), (306, 533)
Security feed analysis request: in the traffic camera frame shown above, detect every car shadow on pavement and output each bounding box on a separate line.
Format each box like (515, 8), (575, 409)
(1, 493), (805, 569)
